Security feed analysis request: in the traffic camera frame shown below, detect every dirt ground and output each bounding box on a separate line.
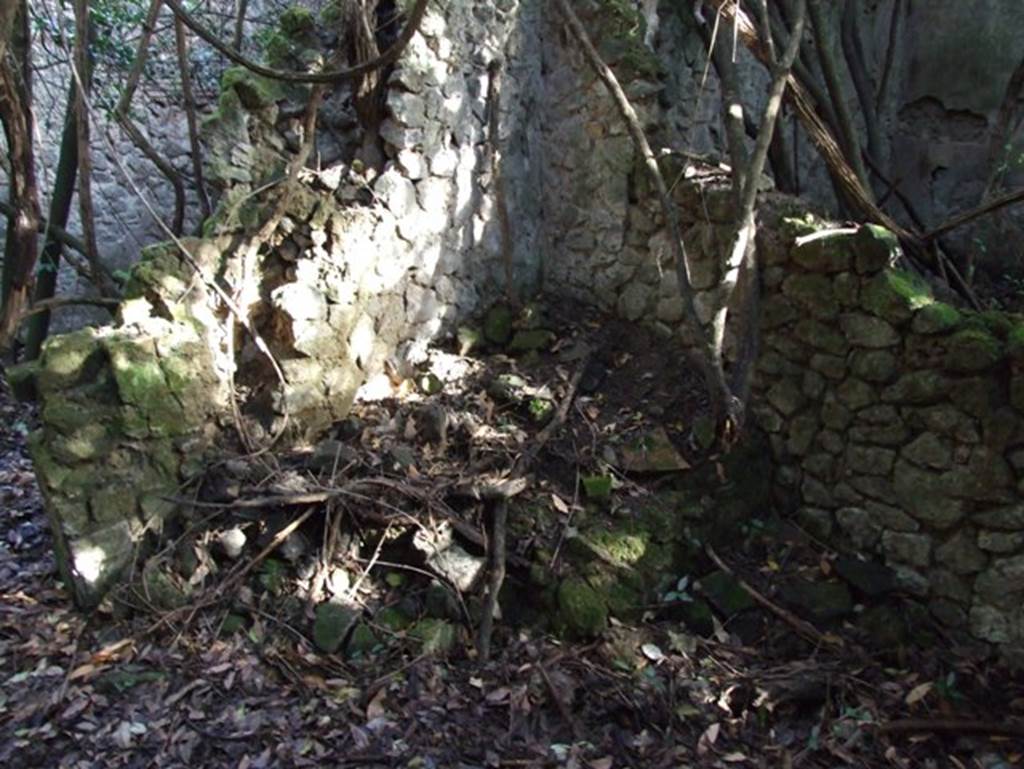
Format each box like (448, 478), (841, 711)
(2, 304), (1023, 769)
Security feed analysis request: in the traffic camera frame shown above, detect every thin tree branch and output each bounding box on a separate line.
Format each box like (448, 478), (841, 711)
(0, 2), (41, 350)
(923, 187), (1024, 242)
(0, 199), (87, 256)
(806, 0), (868, 187)
(231, 0), (249, 51)
(704, 1), (914, 245)
(840, 0), (882, 171)
(486, 58), (515, 306)
(875, 0), (903, 113)
(175, 15), (212, 222)
(980, 53), (1024, 203)
(163, 0), (428, 85)
(555, 0), (732, 426)
(18, 296), (120, 320)
(72, 0), (104, 288)
(714, 0), (806, 426)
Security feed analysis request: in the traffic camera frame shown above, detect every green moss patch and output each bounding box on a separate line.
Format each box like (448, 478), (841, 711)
(557, 578), (609, 637)
(862, 269), (933, 324)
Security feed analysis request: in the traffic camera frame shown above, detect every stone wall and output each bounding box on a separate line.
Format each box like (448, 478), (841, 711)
(11, 0), (1024, 654)
(748, 218), (1024, 652)
(10, 0), (542, 606)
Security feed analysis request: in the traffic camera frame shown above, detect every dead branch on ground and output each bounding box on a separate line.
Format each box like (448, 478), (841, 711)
(705, 543), (840, 649)
(477, 349), (591, 660)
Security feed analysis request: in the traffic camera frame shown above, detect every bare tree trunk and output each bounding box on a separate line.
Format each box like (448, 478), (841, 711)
(806, 0), (869, 188)
(175, 16), (212, 223)
(704, 1), (912, 243)
(840, 0), (882, 170)
(702, 22), (749, 200)
(0, 3), (17, 65)
(232, 0), (250, 51)
(24, 87), (80, 360)
(0, 1), (41, 351)
(714, 0), (806, 421)
(344, 0), (387, 168)
(486, 59), (516, 306)
(113, 0), (186, 236)
(875, 0), (903, 113)
(72, 0), (103, 287)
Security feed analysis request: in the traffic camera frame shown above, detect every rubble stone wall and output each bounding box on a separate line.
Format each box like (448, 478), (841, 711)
(749, 219), (1024, 652)
(12, 0), (542, 606)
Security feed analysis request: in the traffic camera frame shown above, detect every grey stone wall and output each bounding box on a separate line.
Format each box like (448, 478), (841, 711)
(12, 0), (541, 606)
(749, 218), (1024, 653)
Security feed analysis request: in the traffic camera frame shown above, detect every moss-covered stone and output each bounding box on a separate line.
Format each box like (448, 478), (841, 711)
(483, 304), (513, 345)
(376, 606), (413, 631)
(881, 370), (951, 405)
(779, 579), (853, 622)
(892, 460), (965, 529)
(6, 360), (39, 401)
(837, 378), (875, 410)
(409, 618), (458, 655)
(456, 325), (483, 355)
(1008, 324), (1024, 357)
(782, 273), (838, 318)
(840, 312), (900, 348)
(850, 349), (898, 383)
(853, 224), (900, 274)
(762, 295), (798, 329)
(700, 570), (755, 615)
(944, 327), (1003, 372)
(346, 623), (379, 657)
(809, 353), (847, 380)
(787, 413), (819, 456)
(557, 578), (608, 637)
(36, 329), (104, 393)
(278, 5), (315, 38)
(590, 0), (663, 79)
(619, 427), (689, 472)
(949, 376), (1001, 418)
(582, 474), (613, 500)
(862, 269), (933, 324)
(508, 329), (555, 353)
(765, 379), (806, 417)
(912, 302), (962, 335)
(791, 230), (855, 272)
(221, 66), (285, 110)
(313, 602), (356, 654)
(793, 318), (848, 355)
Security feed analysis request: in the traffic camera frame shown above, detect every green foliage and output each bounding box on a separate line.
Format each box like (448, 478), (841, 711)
(279, 6), (315, 39)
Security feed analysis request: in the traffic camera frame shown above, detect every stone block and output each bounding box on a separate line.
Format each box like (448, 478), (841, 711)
(893, 459), (965, 529)
(935, 530), (988, 574)
(861, 268), (933, 323)
(850, 349), (898, 383)
(840, 313), (900, 348)
(782, 273), (838, 318)
(882, 531), (932, 568)
(791, 229), (855, 272)
(853, 224), (900, 274)
(836, 507), (882, 549)
(901, 432), (953, 470)
(978, 530), (1024, 553)
(837, 378), (875, 410)
(845, 444), (896, 476)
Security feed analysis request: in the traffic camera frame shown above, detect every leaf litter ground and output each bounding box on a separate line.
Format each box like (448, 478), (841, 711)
(2, 303), (1024, 769)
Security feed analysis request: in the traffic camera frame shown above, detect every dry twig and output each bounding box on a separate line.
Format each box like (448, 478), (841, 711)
(704, 543), (841, 648)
